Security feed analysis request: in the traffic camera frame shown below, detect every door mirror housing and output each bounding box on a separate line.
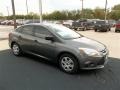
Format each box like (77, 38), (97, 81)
(45, 36), (54, 41)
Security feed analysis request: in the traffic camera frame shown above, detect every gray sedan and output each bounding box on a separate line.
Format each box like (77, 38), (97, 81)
(9, 23), (109, 74)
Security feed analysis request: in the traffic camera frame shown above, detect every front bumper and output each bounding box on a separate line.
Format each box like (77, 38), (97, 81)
(78, 49), (109, 70)
(80, 56), (108, 70)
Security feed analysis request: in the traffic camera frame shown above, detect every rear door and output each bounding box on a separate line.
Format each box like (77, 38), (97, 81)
(19, 25), (36, 52)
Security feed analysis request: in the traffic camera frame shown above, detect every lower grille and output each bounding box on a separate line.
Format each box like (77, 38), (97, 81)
(97, 58), (105, 65)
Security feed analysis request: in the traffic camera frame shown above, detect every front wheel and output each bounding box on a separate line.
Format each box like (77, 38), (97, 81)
(59, 54), (79, 74)
(12, 43), (22, 56)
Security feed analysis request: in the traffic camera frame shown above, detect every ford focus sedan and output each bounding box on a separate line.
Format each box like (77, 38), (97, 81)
(9, 23), (109, 74)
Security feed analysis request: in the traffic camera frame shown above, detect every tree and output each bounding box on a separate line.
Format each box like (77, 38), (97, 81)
(109, 4), (120, 20)
(0, 13), (4, 19)
(93, 7), (105, 19)
(82, 9), (94, 19)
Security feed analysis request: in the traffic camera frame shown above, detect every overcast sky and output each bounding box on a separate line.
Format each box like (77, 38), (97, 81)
(0, 0), (119, 15)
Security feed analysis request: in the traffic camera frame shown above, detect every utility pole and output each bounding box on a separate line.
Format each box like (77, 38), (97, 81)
(81, 0), (84, 19)
(105, 0), (108, 21)
(11, 0), (17, 29)
(26, 0), (29, 15)
(39, 0), (42, 23)
(6, 6), (9, 17)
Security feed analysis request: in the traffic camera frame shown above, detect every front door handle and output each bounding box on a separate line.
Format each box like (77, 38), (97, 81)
(34, 40), (38, 43)
(18, 35), (22, 38)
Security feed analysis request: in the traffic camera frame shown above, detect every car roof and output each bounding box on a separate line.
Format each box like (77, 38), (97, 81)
(24, 23), (62, 28)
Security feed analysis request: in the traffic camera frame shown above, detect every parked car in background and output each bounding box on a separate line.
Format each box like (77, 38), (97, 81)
(115, 21), (120, 32)
(83, 21), (95, 30)
(62, 20), (73, 29)
(23, 19), (40, 24)
(6, 20), (14, 25)
(72, 19), (94, 31)
(1, 20), (9, 25)
(94, 20), (111, 32)
(0, 20), (4, 25)
(9, 23), (109, 74)
(108, 20), (116, 28)
(72, 20), (86, 31)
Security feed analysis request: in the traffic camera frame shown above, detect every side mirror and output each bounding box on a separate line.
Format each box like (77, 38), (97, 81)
(45, 36), (54, 41)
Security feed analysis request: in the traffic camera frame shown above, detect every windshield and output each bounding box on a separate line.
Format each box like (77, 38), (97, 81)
(48, 24), (82, 40)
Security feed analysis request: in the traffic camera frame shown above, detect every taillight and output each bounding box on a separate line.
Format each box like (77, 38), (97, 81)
(116, 24), (120, 28)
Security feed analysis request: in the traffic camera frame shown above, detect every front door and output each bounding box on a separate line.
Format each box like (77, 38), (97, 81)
(33, 26), (56, 60)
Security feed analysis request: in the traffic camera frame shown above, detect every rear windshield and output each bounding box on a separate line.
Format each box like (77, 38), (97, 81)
(96, 21), (106, 24)
(117, 21), (120, 24)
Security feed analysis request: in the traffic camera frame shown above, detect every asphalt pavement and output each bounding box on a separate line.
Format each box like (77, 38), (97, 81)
(0, 49), (120, 90)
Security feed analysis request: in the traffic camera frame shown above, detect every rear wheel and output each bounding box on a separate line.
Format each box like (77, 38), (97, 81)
(12, 43), (22, 56)
(59, 54), (79, 74)
(84, 27), (86, 31)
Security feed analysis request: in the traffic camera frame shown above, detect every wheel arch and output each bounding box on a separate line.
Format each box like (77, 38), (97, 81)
(57, 51), (80, 65)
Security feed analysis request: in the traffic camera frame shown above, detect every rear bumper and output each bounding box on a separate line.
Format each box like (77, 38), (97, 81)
(116, 28), (120, 31)
(95, 26), (109, 31)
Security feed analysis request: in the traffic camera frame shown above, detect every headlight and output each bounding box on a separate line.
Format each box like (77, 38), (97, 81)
(79, 48), (101, 57)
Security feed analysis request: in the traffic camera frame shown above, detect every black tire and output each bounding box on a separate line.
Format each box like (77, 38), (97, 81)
(84, 27), (86, 31)
(105, 30), (107, 32)
(115, 29), (118, 32)
(59, 53), (79, 74)
(12, 43), (22, 56)
(95, 29), (97, 32)
(74, 28), (77, 31)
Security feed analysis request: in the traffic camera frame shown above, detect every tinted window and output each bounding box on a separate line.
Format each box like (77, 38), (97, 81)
(15, 27), (23, 32)
(34, 26), (51, 38)
(21, 26), (34, 35)
(117, 21), (120, 24)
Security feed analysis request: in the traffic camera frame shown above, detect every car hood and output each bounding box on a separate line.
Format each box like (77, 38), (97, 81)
(65, 37), (106, 51)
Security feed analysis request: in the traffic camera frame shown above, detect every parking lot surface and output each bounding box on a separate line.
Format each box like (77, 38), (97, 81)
(0, 49), (120, 90)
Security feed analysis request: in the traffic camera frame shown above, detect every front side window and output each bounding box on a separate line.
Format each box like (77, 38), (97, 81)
(21, 26), (34, 35)
(34, 26), (51, 38)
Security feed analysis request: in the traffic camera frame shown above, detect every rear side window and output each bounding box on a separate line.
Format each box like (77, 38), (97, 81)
(34, 26), (51, 38)
(21, 26), (34, 35)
